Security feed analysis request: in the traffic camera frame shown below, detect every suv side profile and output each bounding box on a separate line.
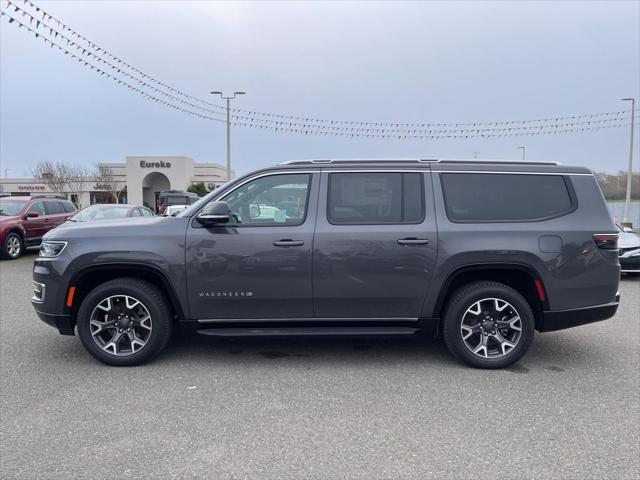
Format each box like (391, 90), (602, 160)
(0, 195), (76, 259)
(31, 159), (620, 368)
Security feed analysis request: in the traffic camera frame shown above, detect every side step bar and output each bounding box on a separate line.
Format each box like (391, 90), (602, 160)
(196, 326), (420, 337)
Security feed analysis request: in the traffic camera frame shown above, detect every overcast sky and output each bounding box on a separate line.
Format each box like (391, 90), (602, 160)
(1, 0), (639, 177)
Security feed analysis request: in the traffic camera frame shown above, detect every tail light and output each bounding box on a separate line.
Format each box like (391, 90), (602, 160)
(593, 233), (618, 250)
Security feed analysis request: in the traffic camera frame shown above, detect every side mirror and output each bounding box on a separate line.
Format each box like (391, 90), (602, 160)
(196, 201), (231, 225)
(25, 212), (39, 219)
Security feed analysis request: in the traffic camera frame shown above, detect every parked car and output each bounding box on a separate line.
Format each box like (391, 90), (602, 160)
(157, 190), (199, 215)
(617, 224), (640, 274)
(68, 204), (154, 223)
(31, 159), (620, 368)
(163, 204), (188, 217)
(0, 195), (76, 259)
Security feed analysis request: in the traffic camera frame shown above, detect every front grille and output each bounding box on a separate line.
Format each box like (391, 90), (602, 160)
(31, 281), (45, 303)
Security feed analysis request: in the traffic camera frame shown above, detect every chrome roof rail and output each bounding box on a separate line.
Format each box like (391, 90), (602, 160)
(280, 158), (561, 166)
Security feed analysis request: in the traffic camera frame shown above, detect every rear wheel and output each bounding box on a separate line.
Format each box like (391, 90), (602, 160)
(442, 281), (535, 369)
(2, 232), (23, 260)
(76, 278), (173, 366)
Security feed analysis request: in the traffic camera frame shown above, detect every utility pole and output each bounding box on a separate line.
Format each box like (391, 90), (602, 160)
(473, 152), (480, 159)
(517, 146), (526, 160)
(210, 91), (246, 181)
(621, 97), (636, 225)
(4, 168), (9, 178)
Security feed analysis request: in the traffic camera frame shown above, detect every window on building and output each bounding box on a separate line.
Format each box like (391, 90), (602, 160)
(440, 173), (575, 222)
(221, 173), (311, 226)
(327, 172), (425, 225)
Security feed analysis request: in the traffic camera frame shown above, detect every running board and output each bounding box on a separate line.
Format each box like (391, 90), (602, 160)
(196, 326), (420, 337)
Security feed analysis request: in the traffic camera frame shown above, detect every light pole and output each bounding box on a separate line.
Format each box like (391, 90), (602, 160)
(621, 97), (636, 225)
(4, 168), (9, 178)
(210, 91), (246, 181)
(517, 146), (526, 160)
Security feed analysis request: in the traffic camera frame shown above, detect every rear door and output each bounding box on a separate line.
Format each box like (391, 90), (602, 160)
(313, 169), (438, 319)
(43, 200), (68, 230)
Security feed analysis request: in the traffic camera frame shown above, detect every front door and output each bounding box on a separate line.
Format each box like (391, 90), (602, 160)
(22, 201), (47, 242)
(313, 170), (437, 319)
(186, 171), (319, 320)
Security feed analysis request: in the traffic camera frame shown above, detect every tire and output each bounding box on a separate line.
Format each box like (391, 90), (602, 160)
(442, 281), (535, 369)
(2, 232), (24, 260)
(76, 278), (173, 366)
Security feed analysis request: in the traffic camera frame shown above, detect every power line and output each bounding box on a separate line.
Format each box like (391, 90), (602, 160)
(2, 3), (638, 140)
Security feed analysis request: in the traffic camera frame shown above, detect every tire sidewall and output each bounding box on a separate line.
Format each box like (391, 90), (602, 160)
(443, 283), (535, 369)
(77, 280), (171, 366)
(3, 233), (23, 259)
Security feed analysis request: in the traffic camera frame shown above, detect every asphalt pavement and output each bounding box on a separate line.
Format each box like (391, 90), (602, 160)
(1, 250), (639, 480)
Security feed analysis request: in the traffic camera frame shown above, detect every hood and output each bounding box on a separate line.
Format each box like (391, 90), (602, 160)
(0, 215), (19, 225)
(618, 231), (640, 249)
(43, 215), (184, 241)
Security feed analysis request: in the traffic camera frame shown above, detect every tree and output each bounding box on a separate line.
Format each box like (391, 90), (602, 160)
(31, 160), (92, 208)
(187, 182), (208, 197)
(94, 165), (127, 203)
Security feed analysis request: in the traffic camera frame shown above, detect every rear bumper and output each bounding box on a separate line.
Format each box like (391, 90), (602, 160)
(34, 309), (75, 336)
(539, 293), (620, 332)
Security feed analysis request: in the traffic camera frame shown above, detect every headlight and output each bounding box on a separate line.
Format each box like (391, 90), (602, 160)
(39, 241), (67, 258)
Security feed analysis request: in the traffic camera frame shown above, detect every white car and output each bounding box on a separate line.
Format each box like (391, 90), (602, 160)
(163, 205), (188, 217)
(617, 224), (640, 274)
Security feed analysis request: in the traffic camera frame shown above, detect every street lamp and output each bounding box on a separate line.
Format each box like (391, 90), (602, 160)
(621, 97), (636, 225)
(517, 146), (526, 160)
(210, 91), (246, 181)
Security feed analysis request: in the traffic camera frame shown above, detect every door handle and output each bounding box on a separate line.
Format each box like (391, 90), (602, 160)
(397, 238), (430, 245)
(273, 239), (305, 247)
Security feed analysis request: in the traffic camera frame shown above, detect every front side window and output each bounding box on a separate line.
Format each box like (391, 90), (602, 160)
(27, 201), (45, 216)
(328, 172), (425, 225)
(221, 173), (311, 226)
(440, 173), (575, 222)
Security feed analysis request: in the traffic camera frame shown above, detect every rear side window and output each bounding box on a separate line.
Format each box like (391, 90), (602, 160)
(61, 201), (76, 213)
(328, 172), (425, 224)
(44, 200), (63, 215)
(440, 173), (575, 222)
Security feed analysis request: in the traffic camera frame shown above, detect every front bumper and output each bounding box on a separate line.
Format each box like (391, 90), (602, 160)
(539, 292), (620, 332)
(619, 255), (640, 273)
(34, 309), (75, 335)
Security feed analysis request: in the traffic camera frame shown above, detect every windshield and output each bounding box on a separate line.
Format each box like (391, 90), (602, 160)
(176, 181), (231, 217)
(0, 199), (28, 216)
(71, 205), (131, 222)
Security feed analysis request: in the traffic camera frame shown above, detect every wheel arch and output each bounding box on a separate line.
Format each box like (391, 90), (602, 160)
(433, 263), (548, 332)
(67, 263), (186, 324)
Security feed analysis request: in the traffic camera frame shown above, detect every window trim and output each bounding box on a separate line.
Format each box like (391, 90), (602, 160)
(326, 171), (426, 226)
(439, 172), (578, 224)
(213, 172), (314, 228)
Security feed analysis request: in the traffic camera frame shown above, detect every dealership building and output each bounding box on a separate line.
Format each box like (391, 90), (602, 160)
(0, 156), (231, 210)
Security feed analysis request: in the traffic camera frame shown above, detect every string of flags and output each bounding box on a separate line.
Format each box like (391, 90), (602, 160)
(2, 0), (638, 140)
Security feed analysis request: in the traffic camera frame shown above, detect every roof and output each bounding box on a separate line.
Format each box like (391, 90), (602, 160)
(267, 158), (593, 175)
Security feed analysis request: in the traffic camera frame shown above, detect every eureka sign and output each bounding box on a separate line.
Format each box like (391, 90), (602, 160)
(139, 160), (172, 168)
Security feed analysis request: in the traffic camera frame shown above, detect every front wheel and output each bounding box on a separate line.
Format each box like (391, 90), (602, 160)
(442, 281), (535, 369)
(2, 232), (23, 260)
(76, 278), (173, 366)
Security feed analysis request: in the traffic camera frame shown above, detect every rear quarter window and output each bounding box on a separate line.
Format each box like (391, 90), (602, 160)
(440, 173), (576, 222)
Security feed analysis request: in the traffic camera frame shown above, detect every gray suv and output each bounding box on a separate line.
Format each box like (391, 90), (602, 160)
(31, 159), (621, 368)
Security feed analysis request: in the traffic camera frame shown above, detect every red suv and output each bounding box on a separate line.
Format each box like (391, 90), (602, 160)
(0, 195), (76, 259)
